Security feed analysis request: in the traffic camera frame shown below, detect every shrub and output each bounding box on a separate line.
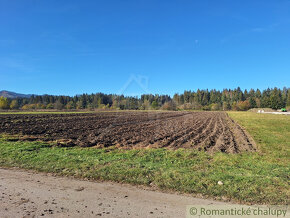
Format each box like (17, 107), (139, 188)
(10, 100), (19, 109)
(236, 100), (251, 111)
(0, 97), (9, 109)
(161, 101), (177, 110)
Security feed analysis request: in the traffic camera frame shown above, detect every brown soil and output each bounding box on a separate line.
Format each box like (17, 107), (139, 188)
(0, 111), (256, 153)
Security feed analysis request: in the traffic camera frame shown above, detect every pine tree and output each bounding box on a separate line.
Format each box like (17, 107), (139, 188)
(269, 88), (283, 109)
(249, 97), (257, 108)
(286, 89), (290, 107)
(151, 101), (158, 109)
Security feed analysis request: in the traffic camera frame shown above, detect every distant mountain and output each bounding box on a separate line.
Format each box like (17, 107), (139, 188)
(0, 90), (32, 99)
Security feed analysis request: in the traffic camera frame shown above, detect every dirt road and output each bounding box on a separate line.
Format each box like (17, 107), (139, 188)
(0, 168), (229, 218)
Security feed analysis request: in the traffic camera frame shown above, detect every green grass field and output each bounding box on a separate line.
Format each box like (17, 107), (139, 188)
(0, 112), (289, 205)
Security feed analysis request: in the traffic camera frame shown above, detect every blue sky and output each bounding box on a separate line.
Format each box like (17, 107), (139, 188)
(1, 0), (289, 96)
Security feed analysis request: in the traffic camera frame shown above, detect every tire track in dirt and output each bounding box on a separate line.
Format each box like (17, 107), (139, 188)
(195, 115), (224, 152)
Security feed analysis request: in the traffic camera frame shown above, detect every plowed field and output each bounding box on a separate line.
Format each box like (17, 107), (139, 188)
(0, 111), (256, 153)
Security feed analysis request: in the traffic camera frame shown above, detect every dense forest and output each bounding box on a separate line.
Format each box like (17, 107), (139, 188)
(0, 87), (289, 111)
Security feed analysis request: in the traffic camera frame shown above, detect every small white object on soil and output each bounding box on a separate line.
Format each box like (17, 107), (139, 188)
(218, 181), (223, 185)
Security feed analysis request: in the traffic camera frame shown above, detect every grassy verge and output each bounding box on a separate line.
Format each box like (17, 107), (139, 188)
(0, 112), (289, 205)
(228, 112), (290, 159)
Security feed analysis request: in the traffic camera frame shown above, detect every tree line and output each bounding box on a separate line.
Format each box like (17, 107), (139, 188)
(0, 87), (289, 111)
